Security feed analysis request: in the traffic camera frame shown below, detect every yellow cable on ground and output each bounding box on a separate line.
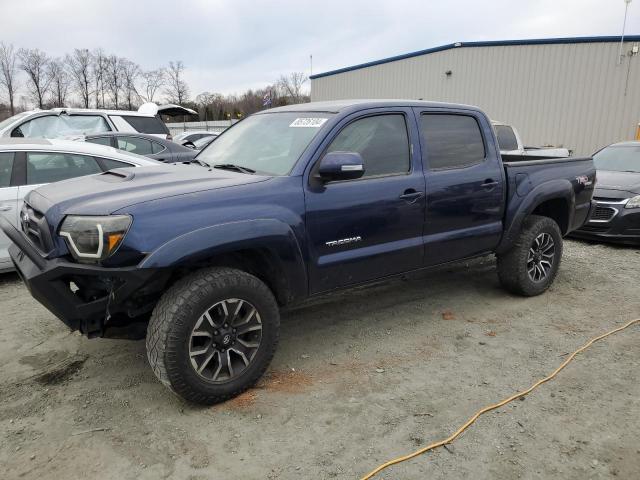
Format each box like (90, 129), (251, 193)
(360, 317), (640, 480)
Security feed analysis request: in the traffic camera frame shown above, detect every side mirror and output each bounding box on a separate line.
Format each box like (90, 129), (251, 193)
(183, 141), (196, 149)
(318, 151), (365, 182)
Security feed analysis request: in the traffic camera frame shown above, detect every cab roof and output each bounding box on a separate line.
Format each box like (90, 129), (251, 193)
(262, 99), (483, 114)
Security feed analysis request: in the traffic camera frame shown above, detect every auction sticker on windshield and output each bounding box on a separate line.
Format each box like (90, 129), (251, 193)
(289, 118), (328, 128)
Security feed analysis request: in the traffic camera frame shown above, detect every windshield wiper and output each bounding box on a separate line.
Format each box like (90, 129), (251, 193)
(213, 163), (256, 174)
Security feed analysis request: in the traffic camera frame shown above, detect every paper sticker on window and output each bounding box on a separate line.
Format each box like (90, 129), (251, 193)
(289, 118), (328, 128)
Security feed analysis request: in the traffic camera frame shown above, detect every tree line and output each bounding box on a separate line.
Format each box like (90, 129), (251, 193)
(0, 43), (309, 122)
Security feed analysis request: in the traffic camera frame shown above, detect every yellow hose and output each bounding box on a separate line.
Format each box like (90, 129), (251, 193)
(360, 317), (640, 480)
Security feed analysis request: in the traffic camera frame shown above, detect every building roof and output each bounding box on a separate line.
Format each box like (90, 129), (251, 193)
(310, 35), (640, 80)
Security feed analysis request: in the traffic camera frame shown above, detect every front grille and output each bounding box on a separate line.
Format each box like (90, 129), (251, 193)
(589, 205), (617, 222)
(20, 203), (52, 253)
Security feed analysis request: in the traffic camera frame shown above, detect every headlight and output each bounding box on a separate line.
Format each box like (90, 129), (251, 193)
(625, 195), (640, 209)
(59, 215), (132, 262)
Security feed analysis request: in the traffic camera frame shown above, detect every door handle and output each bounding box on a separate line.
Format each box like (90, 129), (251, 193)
(399, 189), (424, 203)
(0, 205), (12, 212)
(481, 179), (499, 189)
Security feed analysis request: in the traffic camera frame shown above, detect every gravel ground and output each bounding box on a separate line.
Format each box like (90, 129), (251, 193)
(0, 239), (639, 480)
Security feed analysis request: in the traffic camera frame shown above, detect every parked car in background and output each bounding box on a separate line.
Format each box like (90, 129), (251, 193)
(0, 104), (172, 140)
(173, 131), (219, 147)
(84, 132), (198, 163)
(492, 121), (572, 158)
(0, 138), (161, 272)
(572, 141), (640, 245)
(192, 135), (218, 150)
(0, 99), (595, 404)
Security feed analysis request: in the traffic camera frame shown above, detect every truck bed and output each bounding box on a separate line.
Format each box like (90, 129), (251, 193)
(501, 153), (588, 164)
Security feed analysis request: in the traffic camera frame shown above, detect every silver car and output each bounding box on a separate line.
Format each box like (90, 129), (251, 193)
(0, 138), (160, 272)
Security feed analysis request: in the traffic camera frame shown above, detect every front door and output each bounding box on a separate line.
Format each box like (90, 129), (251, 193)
(305, 109), (426, 293)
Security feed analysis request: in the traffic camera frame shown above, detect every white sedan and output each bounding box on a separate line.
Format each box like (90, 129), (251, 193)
(0, 138), (160, 272)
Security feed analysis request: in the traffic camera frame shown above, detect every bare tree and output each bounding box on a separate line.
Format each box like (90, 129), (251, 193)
(121, 59), (140, 110)
(19, 48), (52, 108)
(140, 68), (165, 103)
(0, 43), (19, 115)
(164, 60), (189, 104)
(92, 49), (107, 108)
(195, 91), (223, 120)
(105, 55), (125, 108)
(47, 58), (71, 107)
(277, 72), (308, 104)
(66, 48), (93, 108)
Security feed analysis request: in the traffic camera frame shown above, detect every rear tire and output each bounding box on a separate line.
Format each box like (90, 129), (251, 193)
(146, 267), (279, 405)
(497, 215), (563, 296)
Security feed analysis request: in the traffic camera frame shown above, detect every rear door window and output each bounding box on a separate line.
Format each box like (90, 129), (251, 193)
(116, 136), (154, 155)
(119, 115), (169, 135)
(420, 114), (486, 169)
(151, 141), (166, 154)
(0, 152), (14, 187)
(26, 152), (102, 185)
(326, 114), (410, 178)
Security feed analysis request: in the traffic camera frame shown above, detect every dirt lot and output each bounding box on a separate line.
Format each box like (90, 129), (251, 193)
(1, 239), (639, 480)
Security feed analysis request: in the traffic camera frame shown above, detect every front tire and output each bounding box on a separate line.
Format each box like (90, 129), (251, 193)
(497, 215), (563, 296)
(146, 267), (280, 405)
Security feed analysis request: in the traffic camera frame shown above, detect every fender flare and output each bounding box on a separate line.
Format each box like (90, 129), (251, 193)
(139, 219), (308, 302)
(497, 179), (575, 254)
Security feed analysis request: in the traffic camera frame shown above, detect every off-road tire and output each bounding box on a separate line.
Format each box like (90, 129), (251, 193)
(146, 267), (279, 405)
(497, 215), (563, 296)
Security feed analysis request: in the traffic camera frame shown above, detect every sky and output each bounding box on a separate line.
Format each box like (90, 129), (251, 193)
(1, 0), (639, 99)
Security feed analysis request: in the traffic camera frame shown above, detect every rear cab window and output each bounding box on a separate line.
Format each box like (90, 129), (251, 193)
(420, 114), (486, 169)
(495, 125), (519, 151)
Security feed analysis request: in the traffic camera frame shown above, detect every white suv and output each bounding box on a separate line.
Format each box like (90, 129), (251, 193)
(0, 104), (172, 140)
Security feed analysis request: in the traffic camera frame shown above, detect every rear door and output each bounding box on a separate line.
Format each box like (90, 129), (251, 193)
(0, 152), (18, 270)
(304, 108), (426, 292)
(414, 109), (504, 265)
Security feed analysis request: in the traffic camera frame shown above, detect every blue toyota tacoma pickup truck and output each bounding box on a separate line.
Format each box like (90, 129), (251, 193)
(1, 100), (595, 404)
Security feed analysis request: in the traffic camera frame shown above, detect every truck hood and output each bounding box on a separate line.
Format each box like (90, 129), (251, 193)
(27, 163), (271, 217)
(595, 170), (640, 195)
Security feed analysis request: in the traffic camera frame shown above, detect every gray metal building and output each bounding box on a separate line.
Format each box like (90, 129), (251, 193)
(310, 36), (640, 155)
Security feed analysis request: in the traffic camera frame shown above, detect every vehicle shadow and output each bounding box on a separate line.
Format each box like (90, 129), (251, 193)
(0, 271), (19, 286)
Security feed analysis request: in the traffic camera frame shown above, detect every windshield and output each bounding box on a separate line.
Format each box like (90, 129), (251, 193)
(593, 145), (640, 173)
(197, 112), (333, 175)
(0, 112), (30, 131)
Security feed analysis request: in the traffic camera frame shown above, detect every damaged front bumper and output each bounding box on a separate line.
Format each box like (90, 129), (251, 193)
(2, 217), (161, 338)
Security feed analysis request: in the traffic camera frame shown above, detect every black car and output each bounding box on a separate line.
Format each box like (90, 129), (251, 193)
(573, 141), (640, 245)
(84, 132), (198, 163)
